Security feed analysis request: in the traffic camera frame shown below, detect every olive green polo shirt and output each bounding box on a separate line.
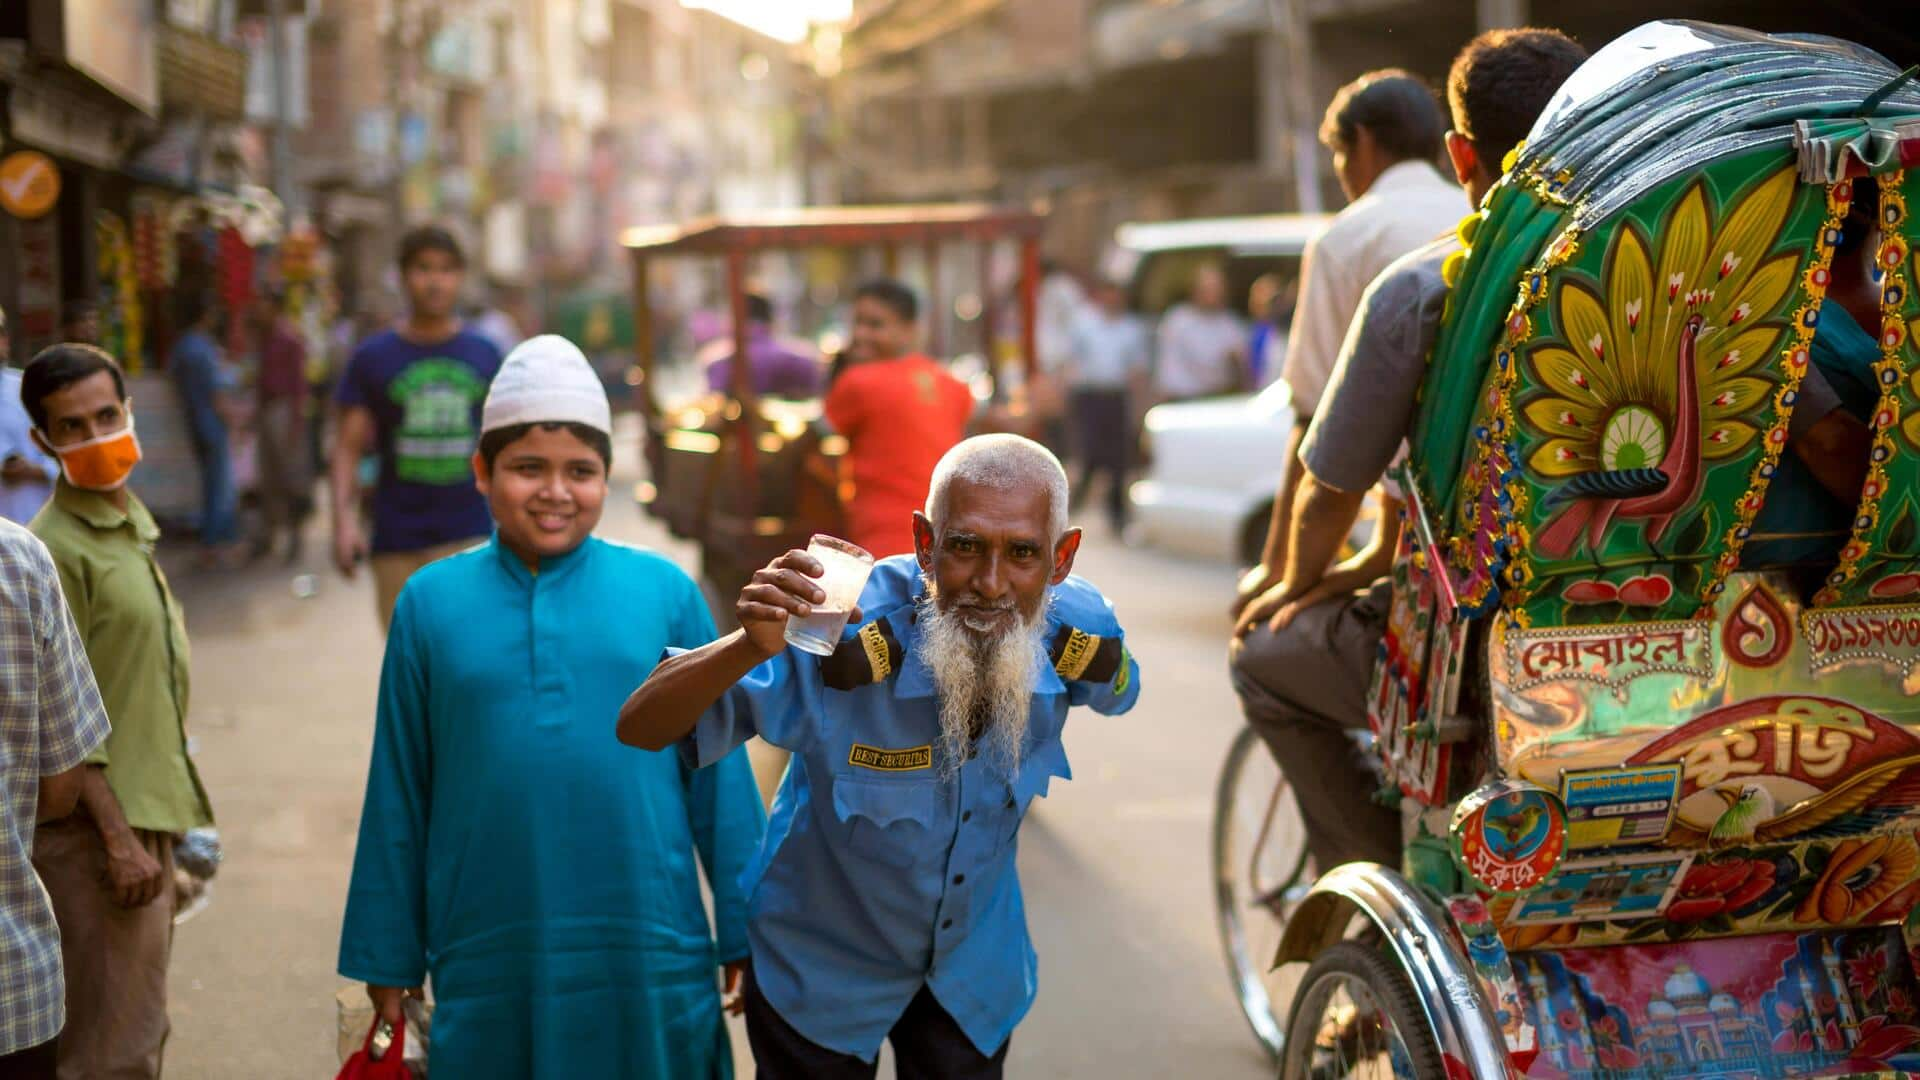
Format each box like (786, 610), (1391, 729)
(30, 483), (214, 833)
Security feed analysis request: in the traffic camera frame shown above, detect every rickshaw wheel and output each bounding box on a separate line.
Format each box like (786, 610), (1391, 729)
(1212, 725), (1311, 1059)
(1281, 941), (1444, 1080)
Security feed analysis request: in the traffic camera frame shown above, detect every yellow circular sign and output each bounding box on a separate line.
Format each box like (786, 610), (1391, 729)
(0, 151), (61, 220)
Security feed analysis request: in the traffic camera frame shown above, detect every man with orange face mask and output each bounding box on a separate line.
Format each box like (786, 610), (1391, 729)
(22, 343), (214, 1080)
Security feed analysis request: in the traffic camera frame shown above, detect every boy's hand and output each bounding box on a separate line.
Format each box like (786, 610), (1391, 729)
(737, 550), (860, 659)
(367, 984), (423, 1030)
(721, 961), (748, 1016)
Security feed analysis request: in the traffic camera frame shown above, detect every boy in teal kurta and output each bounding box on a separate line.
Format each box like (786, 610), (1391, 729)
(339, 335), (766, 1078)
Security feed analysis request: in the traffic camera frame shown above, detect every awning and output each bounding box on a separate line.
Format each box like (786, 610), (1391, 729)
(621, 203), (1046, 256)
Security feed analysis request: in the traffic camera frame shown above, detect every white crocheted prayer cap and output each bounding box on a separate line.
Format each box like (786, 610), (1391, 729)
(480, 334), (612, 437)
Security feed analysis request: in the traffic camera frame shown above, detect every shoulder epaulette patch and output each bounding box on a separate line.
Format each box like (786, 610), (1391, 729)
(1049, 624), (1124, 684)
(821, 616), (902, 690)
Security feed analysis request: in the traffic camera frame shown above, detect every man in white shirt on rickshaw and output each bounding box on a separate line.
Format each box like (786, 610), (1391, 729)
(1229, 29), (1590, 874)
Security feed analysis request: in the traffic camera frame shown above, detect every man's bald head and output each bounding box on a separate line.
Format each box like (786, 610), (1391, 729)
(925, 434), (1069, 544)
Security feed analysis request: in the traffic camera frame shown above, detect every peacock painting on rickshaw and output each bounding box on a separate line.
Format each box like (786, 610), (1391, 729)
(1204, 19), (1920, 1080)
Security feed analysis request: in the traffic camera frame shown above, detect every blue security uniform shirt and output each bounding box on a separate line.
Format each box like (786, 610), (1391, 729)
(679, 555), (1141, 1061)
(340, 535), (766, 1079)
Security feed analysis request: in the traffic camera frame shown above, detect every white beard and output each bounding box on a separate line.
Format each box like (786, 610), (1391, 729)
(916, 579), (1049, 779)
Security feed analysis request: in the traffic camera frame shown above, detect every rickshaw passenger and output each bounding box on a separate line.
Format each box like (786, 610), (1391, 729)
(1229, 29), (1590, 873)
(1234, 69), (1464, 623)
(1743, 182), (1878, 572)
(704, 293), (824, 400)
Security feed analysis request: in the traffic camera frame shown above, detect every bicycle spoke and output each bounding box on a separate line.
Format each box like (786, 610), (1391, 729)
(1296, 974), (1418, 1080)
(1213, 727), (1312, 1061)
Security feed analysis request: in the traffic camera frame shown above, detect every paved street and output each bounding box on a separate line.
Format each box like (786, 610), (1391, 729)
(160, 447), (1274, 1078)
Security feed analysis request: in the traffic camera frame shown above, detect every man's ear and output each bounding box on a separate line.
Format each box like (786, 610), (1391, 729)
(471, 451), (491, 497)
(912, 512), (937, 571)
(1050, 528), (1083, 585)
(1444, 130), (1478, 189)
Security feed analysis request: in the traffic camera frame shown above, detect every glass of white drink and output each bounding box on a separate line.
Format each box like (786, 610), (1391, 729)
(784, 535), (876, 656)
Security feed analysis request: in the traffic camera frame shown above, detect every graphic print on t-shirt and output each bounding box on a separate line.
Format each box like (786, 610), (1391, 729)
(388, 357), (491, 485)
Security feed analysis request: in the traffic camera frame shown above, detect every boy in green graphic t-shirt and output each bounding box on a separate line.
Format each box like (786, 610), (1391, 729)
(330, 225), (504, 629)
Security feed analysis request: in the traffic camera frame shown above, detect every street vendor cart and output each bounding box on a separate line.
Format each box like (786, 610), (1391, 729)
(621, 203), (1048, 597)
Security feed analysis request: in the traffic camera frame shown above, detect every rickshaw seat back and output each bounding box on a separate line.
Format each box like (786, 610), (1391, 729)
(1348, 28), (1920, 1078)
(1362, 17), (1920, 880)
(1401, 24), (1920, 631)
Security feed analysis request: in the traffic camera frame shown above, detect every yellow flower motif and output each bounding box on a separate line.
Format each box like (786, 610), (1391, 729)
(1520, 166), (1803, 479)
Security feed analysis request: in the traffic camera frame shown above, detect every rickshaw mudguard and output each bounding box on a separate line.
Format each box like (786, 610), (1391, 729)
(1274, 863), (1517, 1079)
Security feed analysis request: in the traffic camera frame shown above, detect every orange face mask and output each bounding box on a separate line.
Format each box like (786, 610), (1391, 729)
(47, 422), (142, 491)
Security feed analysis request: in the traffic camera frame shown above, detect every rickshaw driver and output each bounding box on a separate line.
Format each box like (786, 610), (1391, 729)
(1230, 28), (1590, 874)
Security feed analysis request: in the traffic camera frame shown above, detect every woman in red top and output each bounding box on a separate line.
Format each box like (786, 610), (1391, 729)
(824, 280), (973, 557)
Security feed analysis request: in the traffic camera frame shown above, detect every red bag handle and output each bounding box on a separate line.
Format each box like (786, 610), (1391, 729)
(363, 1014), (405, 1059)
(339, 1014), (407, 1079)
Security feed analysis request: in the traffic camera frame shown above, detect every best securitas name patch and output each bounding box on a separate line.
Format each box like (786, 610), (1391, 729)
(848, 743), (933, 771)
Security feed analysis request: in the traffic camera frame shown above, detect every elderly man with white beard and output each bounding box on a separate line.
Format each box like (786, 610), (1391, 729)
(619, 433), (1140, 1080)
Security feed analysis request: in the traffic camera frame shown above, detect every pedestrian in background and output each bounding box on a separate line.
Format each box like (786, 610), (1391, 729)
(1245, 273), (1295, 389)
(469, 282), (526, 357)
(1153, 264), (1246, 402)
(1235, 68), (1464, 617)
(1032, 259), (1086, 454)
(0, 518), (111, 1080)
(23, 344), (216, 1080)
(823, 279), (972, 558)
(248, 288), (310, 564)
(0, 306), (59, 524)
(57, 302), (98, 349)
(170, 290), (246, 568)
(1066, 279), (1149, 537)
(339, 337), (763, 1078)
(329, 226), (504, 630)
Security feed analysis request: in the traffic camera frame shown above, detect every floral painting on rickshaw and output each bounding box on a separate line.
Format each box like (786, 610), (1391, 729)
(1495, 153), (1842, 625)
(1486, 823), (1920, 952)
(1510, 927), (1920, 1078)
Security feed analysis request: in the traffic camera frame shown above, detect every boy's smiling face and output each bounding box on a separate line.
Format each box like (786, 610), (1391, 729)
(472, 424), (608, 568)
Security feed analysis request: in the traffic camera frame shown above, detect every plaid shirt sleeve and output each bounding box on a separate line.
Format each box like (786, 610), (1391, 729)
(30, 541), (109, 775)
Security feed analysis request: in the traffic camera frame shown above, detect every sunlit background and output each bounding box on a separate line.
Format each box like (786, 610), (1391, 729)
(681, 0), (854, 43)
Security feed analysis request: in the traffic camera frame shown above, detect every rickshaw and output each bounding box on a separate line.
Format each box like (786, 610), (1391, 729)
(1216, 22), (1920, 1078)
(621, 203), (1048, 597)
